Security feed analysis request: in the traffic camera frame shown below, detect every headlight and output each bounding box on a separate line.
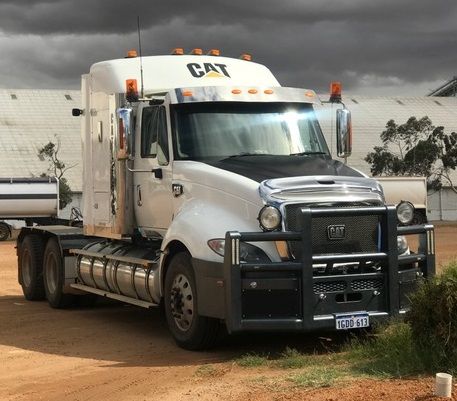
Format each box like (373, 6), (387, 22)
(258, 205), (282, 231)
(207, 239), (270, 263)
(397, 201), (414, 225)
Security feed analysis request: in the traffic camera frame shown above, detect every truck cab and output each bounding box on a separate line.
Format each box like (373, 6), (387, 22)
(18, 50), (435, 350)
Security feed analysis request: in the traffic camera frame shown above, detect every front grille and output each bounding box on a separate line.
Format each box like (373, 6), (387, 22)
(313, 281), (347, 294)
(351, 278), (383, 291)
(284, 203), (380, 259)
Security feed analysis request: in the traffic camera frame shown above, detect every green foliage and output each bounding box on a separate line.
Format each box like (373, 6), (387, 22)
(365, 116), (457, 191)
(408, 262), (457, 373)
(345, 322), (424, 377)
(37, 138), (76, 209)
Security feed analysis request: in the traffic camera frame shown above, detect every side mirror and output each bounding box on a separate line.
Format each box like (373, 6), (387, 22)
(336, 108), (352, 158)
(117, 108), (134, 157)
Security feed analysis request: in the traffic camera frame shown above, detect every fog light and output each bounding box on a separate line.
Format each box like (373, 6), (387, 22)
(397, 201), (414, 225)
(397, 235), (409, 255)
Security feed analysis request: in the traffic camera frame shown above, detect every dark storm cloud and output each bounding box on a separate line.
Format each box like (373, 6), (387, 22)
(0, 0), (455, 94)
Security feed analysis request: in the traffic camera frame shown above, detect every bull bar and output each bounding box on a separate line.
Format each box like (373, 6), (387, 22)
(223, 205), (435, 333)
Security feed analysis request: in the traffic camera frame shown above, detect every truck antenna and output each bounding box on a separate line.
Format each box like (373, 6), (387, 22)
(137, 16), (145, 98)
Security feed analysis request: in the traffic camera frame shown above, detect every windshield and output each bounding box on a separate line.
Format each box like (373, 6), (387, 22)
(172, 102), (329, 161)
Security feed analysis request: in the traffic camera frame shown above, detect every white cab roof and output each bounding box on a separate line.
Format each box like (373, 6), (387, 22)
(89, 55), (280, 94)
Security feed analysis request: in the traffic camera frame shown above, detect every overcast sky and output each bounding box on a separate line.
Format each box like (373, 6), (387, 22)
(0, 0), (455, 96)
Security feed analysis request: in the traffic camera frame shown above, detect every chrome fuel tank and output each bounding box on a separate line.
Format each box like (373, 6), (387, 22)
(76, 241), (160, 303)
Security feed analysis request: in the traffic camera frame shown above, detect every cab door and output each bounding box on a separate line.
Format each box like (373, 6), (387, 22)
(133, 104), (173, 234)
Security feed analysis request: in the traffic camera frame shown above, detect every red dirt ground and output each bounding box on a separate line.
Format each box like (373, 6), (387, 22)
(1, 224), (456, 400)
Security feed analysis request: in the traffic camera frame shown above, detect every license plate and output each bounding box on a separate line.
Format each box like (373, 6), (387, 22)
(335, 313), (369, 330)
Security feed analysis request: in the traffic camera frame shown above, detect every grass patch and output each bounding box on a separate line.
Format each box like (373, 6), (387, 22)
(236, 353), (269, 368)
(274, 347), (314, 369)
(345, 321), (424, 377)
(287, 366), (347, 388)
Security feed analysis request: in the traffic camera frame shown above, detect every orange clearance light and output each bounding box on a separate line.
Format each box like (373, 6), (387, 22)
(182, 90), (193, 97)
(240, 53), (252, 61)
(207, 49), (220, 56)
(305, 90), (315, 98)
(172, 48), (184, 55)
(264, 89), (274, 94)
(329, 81), (342, 103)
(232, 89), (242, 94)
(126, 49), (138, 58)
(248, 89), (258, 94)
(125, 79), (138, 101)
(190, 48), (203, 55)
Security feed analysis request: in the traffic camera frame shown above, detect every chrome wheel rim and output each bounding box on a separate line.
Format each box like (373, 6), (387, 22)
(170, 273), (194, 332)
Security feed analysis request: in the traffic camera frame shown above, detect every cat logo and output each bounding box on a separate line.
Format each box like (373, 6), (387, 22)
(327, 224), (346, 240)
(187, 63), (230, 79)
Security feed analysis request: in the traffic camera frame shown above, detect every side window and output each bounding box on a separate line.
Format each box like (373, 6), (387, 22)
(141, 107), (158, 157)
(141, 106), (169, 165)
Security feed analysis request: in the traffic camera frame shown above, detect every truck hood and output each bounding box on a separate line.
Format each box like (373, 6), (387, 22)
(205, 154), (362, 182)
(173, 157), (384, 207)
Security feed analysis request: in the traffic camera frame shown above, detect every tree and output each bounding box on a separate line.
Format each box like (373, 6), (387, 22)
(365, 116), (457, 193)
(38, 138), (76, 209)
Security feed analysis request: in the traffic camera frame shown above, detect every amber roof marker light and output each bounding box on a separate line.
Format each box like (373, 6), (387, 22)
(126, 49), (138, 58)
(171, 48), (184, 55)
(329, 81), (342, 103)
(207, 49), (220, 56)
(240, 53), (252, 61)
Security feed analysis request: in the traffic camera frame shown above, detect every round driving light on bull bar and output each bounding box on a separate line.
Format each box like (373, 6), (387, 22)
(397, 201), (414, 225)
(258, 206), (282, 231)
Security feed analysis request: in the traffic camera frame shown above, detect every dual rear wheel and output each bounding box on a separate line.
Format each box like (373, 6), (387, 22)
(19, 235), (95, 308)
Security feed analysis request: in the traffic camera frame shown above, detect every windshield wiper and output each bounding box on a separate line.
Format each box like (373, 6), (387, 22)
(289, 151), (327, 156)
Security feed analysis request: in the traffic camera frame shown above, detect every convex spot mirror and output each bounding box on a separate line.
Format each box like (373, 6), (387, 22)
(336, 108), (352, 158)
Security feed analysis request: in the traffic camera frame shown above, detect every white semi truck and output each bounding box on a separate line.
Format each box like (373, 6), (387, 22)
(17, 49), (435, 350)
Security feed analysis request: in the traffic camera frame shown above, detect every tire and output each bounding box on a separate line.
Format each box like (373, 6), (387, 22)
(19, 235), (46, 301)
(164, 252), (221, 350)
(43, 238), (74, 308)
(0, 222), (10, 241)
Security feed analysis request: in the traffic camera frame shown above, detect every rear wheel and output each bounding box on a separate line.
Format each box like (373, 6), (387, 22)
(43, 238), (74, 308)
(164, 252), (221, 350)
(19, 235), (45, 300)
(0, 222), (11, 241)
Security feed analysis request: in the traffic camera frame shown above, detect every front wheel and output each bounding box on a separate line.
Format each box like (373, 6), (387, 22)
(164, 252), (221, 350)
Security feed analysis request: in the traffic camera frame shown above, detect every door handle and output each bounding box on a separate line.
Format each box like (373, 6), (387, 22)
(136, 185), (142, 206)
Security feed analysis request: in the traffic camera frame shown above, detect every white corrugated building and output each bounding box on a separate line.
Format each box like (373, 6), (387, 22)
(0, 89), (456, 220)
(317, 96), (457, 220)
(0, 89), (82, 218)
